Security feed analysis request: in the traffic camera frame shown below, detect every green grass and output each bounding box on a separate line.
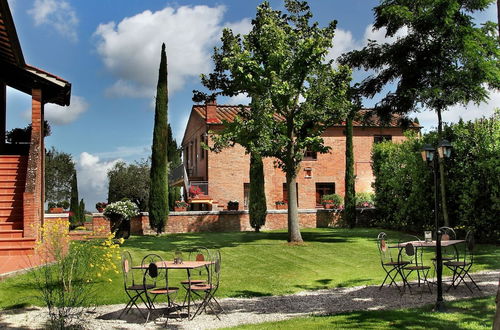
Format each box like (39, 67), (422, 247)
(225, 296), (497, 329)
(0, 228), (498, 309)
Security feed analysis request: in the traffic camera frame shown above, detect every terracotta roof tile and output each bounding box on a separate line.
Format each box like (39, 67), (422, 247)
(193, 104), (419, 128)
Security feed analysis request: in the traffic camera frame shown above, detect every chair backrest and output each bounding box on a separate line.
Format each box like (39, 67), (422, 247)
(121, 251), (135, 287)
(399, 235), (423, 266)
(209, 249), (221, 288)
(189, 247), (210, 262)
(439, 226), (456, 241)
(141, 253), (164, 288)
(377, 232), (394, 263)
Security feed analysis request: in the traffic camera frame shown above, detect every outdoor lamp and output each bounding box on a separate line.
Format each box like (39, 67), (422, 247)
(421, 144), (435, 162)
(437, 140), (452, 159)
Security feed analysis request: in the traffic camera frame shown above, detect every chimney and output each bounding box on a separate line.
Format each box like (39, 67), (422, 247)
(206, 97), (220, 124)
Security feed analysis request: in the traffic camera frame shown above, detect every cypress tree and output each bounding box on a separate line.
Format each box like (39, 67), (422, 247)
(78, 199), (86, 225)
(344, 109), (356, 228)
(149, 43), (169, 234)
(167, 124), (181, 211)
(69, 171), (79, 227)
(249, 152), (267, 232)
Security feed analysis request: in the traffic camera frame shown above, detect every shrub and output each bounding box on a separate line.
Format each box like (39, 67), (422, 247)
(174, 201), (188, 208)
(355, 192), (375, 208)
(32, 219), (123, 328)
(103, 200), (139, 221)
(322, 194), (344, 208)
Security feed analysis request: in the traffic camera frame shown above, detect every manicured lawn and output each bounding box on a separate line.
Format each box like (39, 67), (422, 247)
(0, 228), (498, 309)
(225, 296), (497, 329)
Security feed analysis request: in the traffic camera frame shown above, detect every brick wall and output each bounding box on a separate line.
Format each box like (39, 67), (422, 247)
(127, 210), (347, 235)
(206, 125), (407, 210)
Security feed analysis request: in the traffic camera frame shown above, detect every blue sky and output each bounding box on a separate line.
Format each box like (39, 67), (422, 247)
(5, 0), (498, 210)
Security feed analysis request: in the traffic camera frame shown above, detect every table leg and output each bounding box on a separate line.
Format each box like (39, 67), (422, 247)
(187, 269), (192, 317)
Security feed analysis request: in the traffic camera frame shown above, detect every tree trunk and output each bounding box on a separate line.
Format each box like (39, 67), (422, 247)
(344, 111), (356, 228)
(437, 107), (450, 227)
(286, 171), (303, 243)
(494, 274), (500, 330)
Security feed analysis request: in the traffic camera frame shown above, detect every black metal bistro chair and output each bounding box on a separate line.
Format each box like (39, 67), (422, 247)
(377, 232), (410, 292)
(431, 227), (458, 280)
(180, 247), (211, 307)
(398, 236), (432, 294)
(141, 254), (180, 324)
(444, 231), (481, 293)
(189, 249), (224, 320)
(119, 251), (153, 319)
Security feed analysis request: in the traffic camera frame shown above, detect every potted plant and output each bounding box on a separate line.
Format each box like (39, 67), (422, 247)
(48, 201), (69, 213)
(355, 192), (375, 208)
(275, 200), (287, 210)
(95, 202), (108, 213)
(322, 194), (344, 209)
(174, 201), (189, 212)
(189, 185), (203, 198)
(227, 200), (239, 211)
(103, 200), (139, 239)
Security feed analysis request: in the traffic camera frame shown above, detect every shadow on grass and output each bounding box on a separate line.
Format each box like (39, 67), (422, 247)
(229, 290), (273, 298)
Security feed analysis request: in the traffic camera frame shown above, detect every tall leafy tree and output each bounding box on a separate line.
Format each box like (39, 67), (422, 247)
(78, 199), (86, 224)
(149, 43), (169, 234)
(344, 105), (357, 228)
(107, 159), (150, 211)
(194, 0), (351, 242)
(45, 147), (75, 204)
(341, 0), (500, 226)
(69, 171), (79, 227)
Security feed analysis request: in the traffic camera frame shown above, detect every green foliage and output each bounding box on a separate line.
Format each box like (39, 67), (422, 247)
(78, 199), (85, 223)
(321, 194), (344, 207)
(194, 0), (351, 242)
(355, 192), (375, 208)
(6, 120), (51, 144)
(69, 172), (80, 228)
(149, 43), (169, 234)
(45, 147), (75, 204)
(249, 153), (267, 232)
(107, 159), (150, 211)
(344, 111), (356, 227)
(341, 0), (500, 122)
(372, 114), (499, 241)
(442, 114), (500, 242)
(372, 134), (433, 232)
(167, 124), (182, 211)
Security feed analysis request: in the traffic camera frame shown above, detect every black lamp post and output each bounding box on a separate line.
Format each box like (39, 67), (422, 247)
(421, 139), (452, 312)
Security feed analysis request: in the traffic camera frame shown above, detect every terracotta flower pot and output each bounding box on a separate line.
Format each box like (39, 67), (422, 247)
(49, 207), (64, 213)
(174, 207), (187, 212)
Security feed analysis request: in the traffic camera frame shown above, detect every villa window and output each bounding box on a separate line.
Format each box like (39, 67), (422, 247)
(200, 134), (206, 159)
(315, 182), (335, 206)
(282, 183), (299, 207)
(304, 148), (317, 160)
(243, 183), (250, 209)
(374, 135), (392, 144)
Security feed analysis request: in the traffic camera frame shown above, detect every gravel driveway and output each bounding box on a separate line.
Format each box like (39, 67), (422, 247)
(0, 270), (498, 329)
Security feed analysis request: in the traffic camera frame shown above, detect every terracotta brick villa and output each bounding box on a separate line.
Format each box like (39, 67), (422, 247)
(0, 0), (71, 275)
(172, 100), (419, 211)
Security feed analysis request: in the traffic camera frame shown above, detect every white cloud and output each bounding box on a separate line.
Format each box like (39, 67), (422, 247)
(363, 24), (408, 45)
(28, 0), (78, 42)
(96, 145), (150, 160)
(94, 5), (238, 98)
(226, 93), (250, 105)
(23, 95), (88, 125)
(225, 17), (252, 36)
(77, 152), (121, 209)
(414, 89), (500, 131)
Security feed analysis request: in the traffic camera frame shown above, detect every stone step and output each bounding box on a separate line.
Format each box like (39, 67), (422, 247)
(0, 193), (23, 202)
(0, 200), (23, 208)
(0, 214), (23, 223)
(0, 245), (35, 257)
(0, 230), (23, 238)
(0, 207), (23, 217)
(0, 237), (36, 248)
(0, 222), (22, 230)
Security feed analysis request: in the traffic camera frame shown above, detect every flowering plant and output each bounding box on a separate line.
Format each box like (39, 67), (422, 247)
(275, 201), (286, 206)
(175, 201), (189, 208)
(322, 194), (344, 208)
(103, 200), (139, 221)
(189, 185), (203, 197)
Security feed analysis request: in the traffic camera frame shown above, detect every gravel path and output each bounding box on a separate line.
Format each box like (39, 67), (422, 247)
(1, 270), (498, 329)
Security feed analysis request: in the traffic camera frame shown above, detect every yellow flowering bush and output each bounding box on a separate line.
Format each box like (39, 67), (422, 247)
(32, 219), (124, 328)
